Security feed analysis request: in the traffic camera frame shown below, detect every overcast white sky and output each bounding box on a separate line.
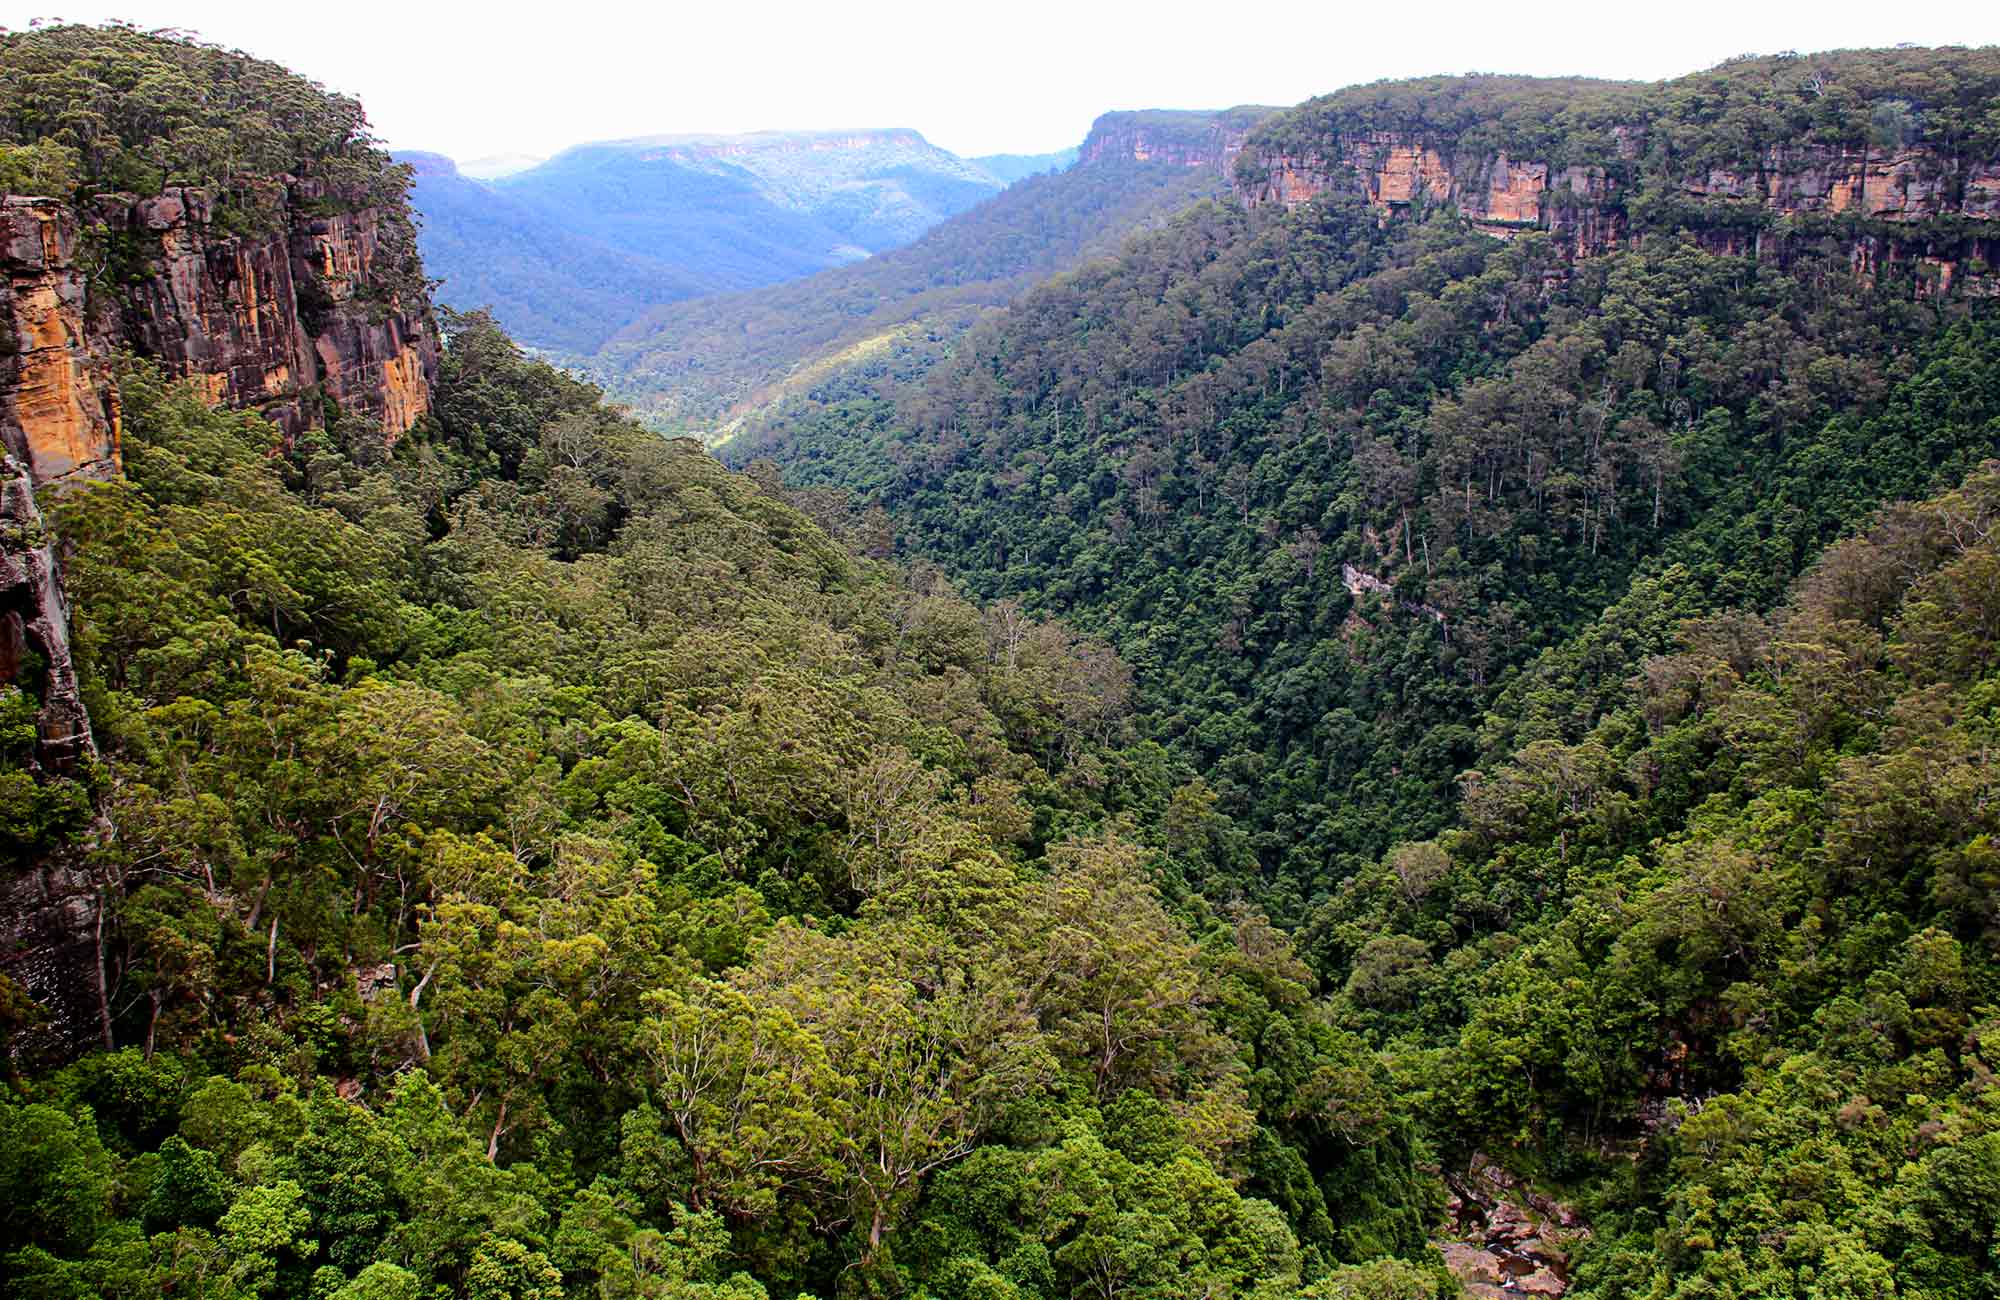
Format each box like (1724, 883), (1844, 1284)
(10, 0), (1999, 162)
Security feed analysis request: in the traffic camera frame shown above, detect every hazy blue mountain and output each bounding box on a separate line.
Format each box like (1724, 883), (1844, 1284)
(399, 151), (723, 354)
(404, 129), (1011, 356)
(457, 152), (543, 179)
(970, 147), (1079, 182)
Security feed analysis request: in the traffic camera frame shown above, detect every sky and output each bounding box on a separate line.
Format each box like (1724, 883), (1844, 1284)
(10, 0), (2000, 163)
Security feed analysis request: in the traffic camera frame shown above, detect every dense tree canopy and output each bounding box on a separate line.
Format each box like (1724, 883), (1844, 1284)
(0, 23), (405, 210)
(1240, 47), (2000, 178)
(0, 314), (1439, 1298)
(10, 31), (2000, 1300)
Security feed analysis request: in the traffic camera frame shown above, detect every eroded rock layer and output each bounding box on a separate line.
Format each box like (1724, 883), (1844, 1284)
(1237, 133), (2000, 289)
(96, 180), (438, 437)
(0, 199), (120, 485)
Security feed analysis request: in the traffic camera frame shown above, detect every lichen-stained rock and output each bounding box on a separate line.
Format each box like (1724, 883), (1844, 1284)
(95, 180), (439, 438)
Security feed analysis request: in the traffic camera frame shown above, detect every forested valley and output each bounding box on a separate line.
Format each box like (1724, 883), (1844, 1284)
(4, 24), (2000, 1300)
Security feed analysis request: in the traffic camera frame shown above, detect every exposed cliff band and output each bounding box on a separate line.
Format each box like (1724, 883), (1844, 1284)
(1234, 84), (2000, 293)
(98, 180), (439, 438)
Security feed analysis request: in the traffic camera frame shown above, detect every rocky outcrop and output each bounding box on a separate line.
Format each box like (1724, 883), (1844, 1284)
(0, 456), (94, 773)
(1684, 143), (2000, 221)
(1080, 108), (1278, 172)
(0, 460), (103, 1051)
(1241, 133), (1650, 261)
(0, 842), (103, 1055)
(1237, 133), (2000, 287)
(1241, 132), (1618, 228)
(95, 180), (438, 438)
(0, 179), (439, 771)
(0, 200), (114, 1058)
(1342, 563), (1445, 626)
(0, 199), (120, 484)
(0, 200), (112, 777)
(1437, 1156), (1591, 1299)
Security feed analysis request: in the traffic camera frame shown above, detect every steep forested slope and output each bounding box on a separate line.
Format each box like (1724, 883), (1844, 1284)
(1380, 461), (2000, 1300)
(720, 47), (2000, 1296)
(12, 27), (2000, 1300)
(744, 50), (2000, 917)
(3, 303), (1439, 1298)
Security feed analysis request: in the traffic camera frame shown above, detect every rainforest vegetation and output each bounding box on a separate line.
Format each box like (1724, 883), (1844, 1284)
(6, 27), (2000, 1300)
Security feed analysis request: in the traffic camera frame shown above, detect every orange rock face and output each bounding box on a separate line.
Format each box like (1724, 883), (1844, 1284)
(1474, 155), (1548, 226)
(1237, 132), (1999, 284)
(1369, 140), (1452, 205)
(0, 200), (120, 484)
(98, 183), (439, 437)
(0, 200), (112, 787)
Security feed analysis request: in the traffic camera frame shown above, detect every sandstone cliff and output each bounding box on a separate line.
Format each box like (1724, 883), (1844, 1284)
(95, 180), (438, 438)
(1233, 68), (2000, 294)
(0, 178), (439, 1052)
(0, 199), (115, 779)
(1078, 107), (1279, 172)
(1240, 131), (2000, 259)
(0, 199), (120, 486)
(0, 203), (105, 1049)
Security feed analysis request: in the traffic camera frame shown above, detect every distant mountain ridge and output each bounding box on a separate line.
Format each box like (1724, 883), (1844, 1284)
(458, 151), (543, 179)
(1076, 105), (1280, 167)
(407, 126), (1010, 354)
(971, 147), (1080, 182)
(400, 150), (723, 353)
(590, 107), (1274, 435)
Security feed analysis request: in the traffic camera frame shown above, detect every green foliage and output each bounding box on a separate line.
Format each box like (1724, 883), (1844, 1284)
(0, 23), (405, 209)
(1, 312), (1420, 1296)
(718, 49), (2000, 1300)
(747, 179), (2000, 921)
(13, 37), (2000, 1300)
(0, 139), (79, 195)
(1243, 47), (2000, 177)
